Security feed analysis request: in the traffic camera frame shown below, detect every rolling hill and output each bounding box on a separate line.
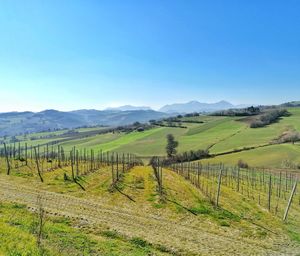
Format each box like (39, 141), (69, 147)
(2, 106), (300, 169)
(0, 109), (169, 136)
(0, 100), (255, 137)
(0, 106), (300, 255)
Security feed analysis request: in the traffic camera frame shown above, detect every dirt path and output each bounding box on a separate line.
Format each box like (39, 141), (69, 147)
(0, 175), (298, 256)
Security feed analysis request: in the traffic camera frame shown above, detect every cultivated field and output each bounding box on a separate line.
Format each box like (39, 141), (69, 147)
(4, 107), (300, 167)
(0, 162), (299, 255)
(0, 107), (300, 255)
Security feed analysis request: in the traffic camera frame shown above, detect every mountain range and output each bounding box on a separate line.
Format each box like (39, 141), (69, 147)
(158, 100), (236, 113)
(106, 101), (248, 113)
(0, 100), (249, 136)
(105, 105), (152, 111)
(0, 109), (169, 136)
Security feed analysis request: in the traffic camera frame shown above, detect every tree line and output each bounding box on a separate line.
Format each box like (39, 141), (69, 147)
(250, 109), (289, 128)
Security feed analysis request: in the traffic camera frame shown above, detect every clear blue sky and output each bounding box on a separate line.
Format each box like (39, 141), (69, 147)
(0, 0), (300, 112)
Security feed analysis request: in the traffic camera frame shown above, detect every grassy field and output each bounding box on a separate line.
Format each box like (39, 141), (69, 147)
(0, 202), (167, 256)
(3, 107), (300, 168)
(201, 143), (300, 167)
(0, 159), (299, 255)
(209, 108), (300, 154)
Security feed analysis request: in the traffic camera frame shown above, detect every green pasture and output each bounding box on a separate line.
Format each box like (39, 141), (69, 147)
(2, 107), (300, 168)
(201, 143), (300, 168)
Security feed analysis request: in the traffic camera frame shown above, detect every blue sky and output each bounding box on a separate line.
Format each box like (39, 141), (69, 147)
(0, 0), (300, 112)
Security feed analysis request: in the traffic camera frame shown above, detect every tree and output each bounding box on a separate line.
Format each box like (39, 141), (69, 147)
(278, 130), (300, 144)
(166, 134), (178, 157)
(133, 121), (141, 126)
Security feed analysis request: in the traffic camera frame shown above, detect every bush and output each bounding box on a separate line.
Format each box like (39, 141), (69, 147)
(130, 237), (148, 247)
(250, 109), (289, 128)
(250, 120), (264, 128)
(101, 230), (122, 239)
(152, 149), (210, 166)
(213, 106), (261, 116)
(184, 112), (200, 117)
(237, 159), (249, 169)
(277, 130), (300, 144)
(136, 127), (144, 132)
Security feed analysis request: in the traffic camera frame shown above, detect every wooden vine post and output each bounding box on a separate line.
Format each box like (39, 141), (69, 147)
(76, 150), (79, 177)
(111, 154), (115, 184)
(4, 143), (11, 175)
(25, 142), (28, 166)
(237, 167), (240, 192)
(197, 162), (200, 188)
(283, 179), (298, 222)
(268, 175), (272, 211)
(70, 149), (75, 182)
(122, 153), (125, 173)
(160, 161), (163, 196)
(34, 147), (44, 182)
(216, 168), (223, 207)
(116, 154), (119, 181)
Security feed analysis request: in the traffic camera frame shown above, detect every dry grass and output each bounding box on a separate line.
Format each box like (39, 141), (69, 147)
(0, 160), (299, 255)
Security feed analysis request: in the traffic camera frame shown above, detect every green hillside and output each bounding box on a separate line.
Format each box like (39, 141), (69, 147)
(0, 163), (299, 255)
(2, 107), (300, 168)
(1, 107), (300, 255)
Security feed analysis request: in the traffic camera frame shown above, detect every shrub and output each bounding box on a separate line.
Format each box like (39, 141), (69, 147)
(130, 237), (148, 247)
(133, 176), (145, 189)
(101, 230), (121, 239)
(237, 159), (249, 169)
(277, 130), (300, 144)
(219, 220), (230, 227)
(151, 149), (210, 166)
(250, 109), (289, 128)
(213, 106), (261, 116)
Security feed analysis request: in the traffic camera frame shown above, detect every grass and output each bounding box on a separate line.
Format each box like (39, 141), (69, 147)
(201, 143), (300, 167)
(0, 161), (299, 254)
(0, 202), (168, 256)
(115, 127), (186, 156)
(210, 107), (300, 154)
(185, 117), (234, 136)
(1, 108), (300, 254)
(191, 202), (240, 222)
(59, 132), (122, 150)
(3, 107), (300, 168)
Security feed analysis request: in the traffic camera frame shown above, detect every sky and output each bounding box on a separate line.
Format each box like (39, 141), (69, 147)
(0, 0), (300, 112)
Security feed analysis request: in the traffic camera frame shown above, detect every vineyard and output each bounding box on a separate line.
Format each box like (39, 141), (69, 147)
(0, 141), (299, 255)
(2, 1), (300, 254)
(0, 142), (141, 187)
(167, 161), (299, 221)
